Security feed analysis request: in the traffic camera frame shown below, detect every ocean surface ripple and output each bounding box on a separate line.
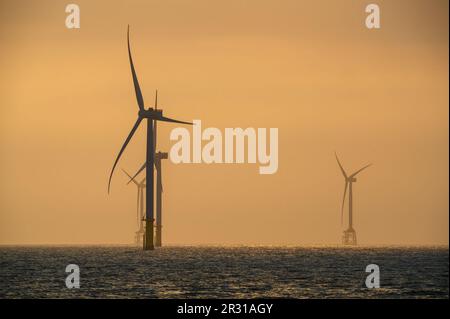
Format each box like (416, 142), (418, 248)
(0, 246), (448, 299)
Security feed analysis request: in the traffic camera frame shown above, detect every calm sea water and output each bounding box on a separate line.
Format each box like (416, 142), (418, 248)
(0, 246), (448, 299)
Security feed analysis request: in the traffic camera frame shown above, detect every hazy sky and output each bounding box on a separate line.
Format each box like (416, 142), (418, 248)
(0, 0), (448, 245)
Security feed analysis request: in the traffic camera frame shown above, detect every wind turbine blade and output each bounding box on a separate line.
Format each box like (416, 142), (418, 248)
(157, 115), (193, 125)
(153, 90), (158, 161)
(350, 163), (372, 178)
(335, 152), (348, 179)
(108, 116), (143, 193)
(341, 182), (348, 227)
(127, 161), (146, 185)
(137, 188), (140, 228)
(122, 169), (139, 186)
(152, 122), (157, 169)
(154, 120), (157, 151)
(154, 90), (158, 149)
(127, 25), (145, 110)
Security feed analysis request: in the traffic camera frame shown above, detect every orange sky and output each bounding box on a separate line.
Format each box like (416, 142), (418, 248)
(0, 0), (448, 245)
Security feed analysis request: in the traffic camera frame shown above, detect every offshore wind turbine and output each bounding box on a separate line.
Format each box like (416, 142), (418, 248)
(128, 91), (168, 247)
(335, 152), (372, 246)
(122, 169), (146, 245)
(108, 26), (192, 250)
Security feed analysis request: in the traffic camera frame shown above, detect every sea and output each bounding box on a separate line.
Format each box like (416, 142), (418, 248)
(0, 246), (448, 299)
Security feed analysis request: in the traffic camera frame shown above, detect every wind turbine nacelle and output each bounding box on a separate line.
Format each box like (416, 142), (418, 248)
(159, 152), (168, 159)
(156, 152), (168, 160)
(139, 109), (163, 118)
(350, 177), (357, 182)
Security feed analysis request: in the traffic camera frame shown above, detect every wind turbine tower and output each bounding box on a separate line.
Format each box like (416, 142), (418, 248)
(155, 151), (168, 247)
(335, 153), (372, 246)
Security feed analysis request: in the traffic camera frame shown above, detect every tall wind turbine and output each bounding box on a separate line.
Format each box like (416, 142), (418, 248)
(128, 91), (168, 247)
(108, 26), (192, 250)
(122, 169), (146, 245)
(335, 152), (372, 246)
(153, 92), (168, 247)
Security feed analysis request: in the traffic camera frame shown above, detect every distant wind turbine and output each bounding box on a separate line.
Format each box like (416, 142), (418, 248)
(108, 26), (192, 250)
(335, 152), (372, 246)
(122, 169), (146, 246)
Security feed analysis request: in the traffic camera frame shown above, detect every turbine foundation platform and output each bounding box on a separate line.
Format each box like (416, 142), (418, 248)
(342, 228), (357, 246)
(143, 219), (155, 250)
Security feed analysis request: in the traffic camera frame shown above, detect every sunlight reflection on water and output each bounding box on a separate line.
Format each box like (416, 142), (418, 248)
(0, 246), (448, 298)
